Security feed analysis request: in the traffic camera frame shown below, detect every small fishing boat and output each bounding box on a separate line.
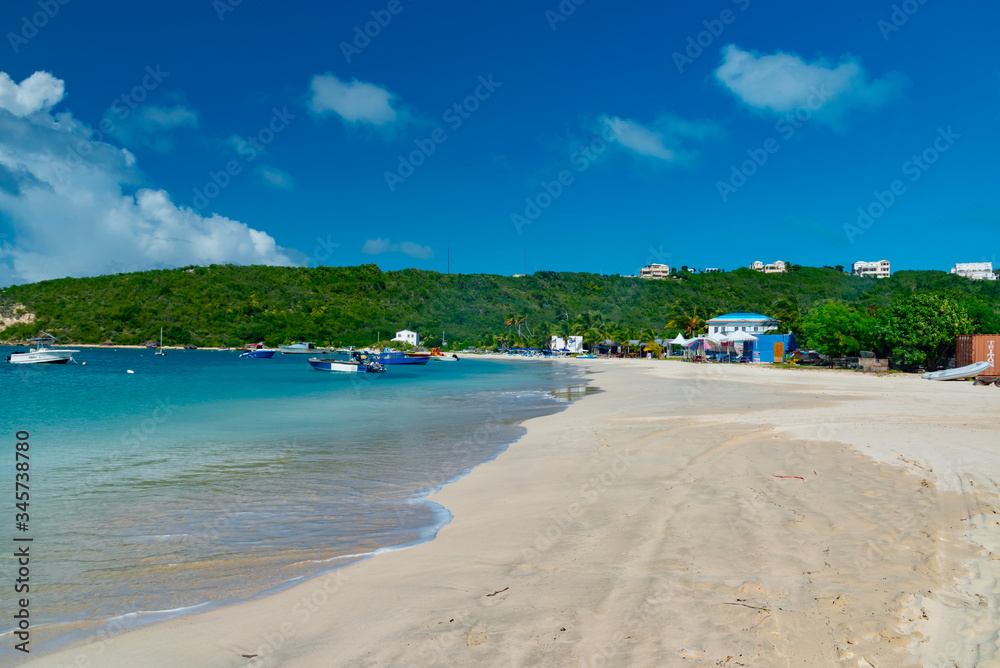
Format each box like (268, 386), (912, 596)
(6, 332), (79, 365)
(240, 349), (277, 359)
(368, 349), (430, 365)
(429, 347), (458, 361)
(280, 341), (326, 354)
(921, 361), (992, 380)
(309, 350), (386, 374)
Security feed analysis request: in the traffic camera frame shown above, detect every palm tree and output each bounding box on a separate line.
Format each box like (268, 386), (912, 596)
(770, 297), (800, 334)
(666, 299), (706, 338)
(572, 311), (602, 337)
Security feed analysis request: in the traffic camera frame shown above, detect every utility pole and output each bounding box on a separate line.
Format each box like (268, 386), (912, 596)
(447, 248), (450, 275)
(524, 249), (527, 275)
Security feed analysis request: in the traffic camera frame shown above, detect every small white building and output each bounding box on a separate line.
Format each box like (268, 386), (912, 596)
(750, 260), (787, 274)
(951, 262), (997, 281)
(853, 259), (891, 278)
(639, 263), (671, 279)
(391, 329), (420, 346)
(550, 335), (583, 353)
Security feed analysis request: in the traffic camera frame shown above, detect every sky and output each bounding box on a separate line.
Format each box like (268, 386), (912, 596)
(0, 0), (997, 285)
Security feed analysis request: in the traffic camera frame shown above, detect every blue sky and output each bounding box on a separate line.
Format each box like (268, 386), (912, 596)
(0, 0), (997, 285)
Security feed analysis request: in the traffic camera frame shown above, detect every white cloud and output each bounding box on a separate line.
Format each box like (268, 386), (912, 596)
(0, 71), (65, 117)
(361, 238), (433, 260)
(105, 103), (199, 153)
(257, 166), (294, 190)
(715, 45), (903, 120)
(0, 70), (303, 286)
(309, 74), (405, 126)
(598, 114), (718, 164)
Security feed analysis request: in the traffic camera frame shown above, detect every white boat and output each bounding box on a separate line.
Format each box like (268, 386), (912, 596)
(6, 333), (78, 365)
(429, 348), (459, 361)
(308, 350), (386, 374)
(921, 361), (992, 381)
(280, 341), (327, 354)
(155, 327), (166, 356)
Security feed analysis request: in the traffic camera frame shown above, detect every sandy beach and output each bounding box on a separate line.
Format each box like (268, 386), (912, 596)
(26, 359), (1000, 667)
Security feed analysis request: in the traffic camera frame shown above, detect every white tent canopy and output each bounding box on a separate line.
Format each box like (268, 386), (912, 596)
(725, 331), (758, 342)
(669, 334), (688, 346)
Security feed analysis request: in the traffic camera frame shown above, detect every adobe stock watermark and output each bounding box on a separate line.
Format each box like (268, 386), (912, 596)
(51, 65), (170, 182)
(644, 244), (672, 268)
(545, 0), (586, 31)
(193, 106), (296, 209)
(383, 74), (501, 192)
(672, 0), (751, 74)
(511, 118), (624, 233)
(877, 0), (930, 41)
(311, 235), (340, 266)
(716, 84), (835, 202)
(213, 0), (243, 22)
(7, 0), (71, 54)
(340, 0), (415, 63)
(843, 126), (959, 243)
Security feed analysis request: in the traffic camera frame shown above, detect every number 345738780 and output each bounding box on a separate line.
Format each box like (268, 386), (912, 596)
(15, 431), (30, 527)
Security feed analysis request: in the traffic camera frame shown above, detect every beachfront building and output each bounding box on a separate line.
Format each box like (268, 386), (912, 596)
(706, 312), (780, 336)
(639, 263), (671, 279)
(391, 329), (420, 346)
(550, 335), (583, 353)
(750, 260), (787, 274)
(951, 262), (998, 281)
(853, 259), (891, 278)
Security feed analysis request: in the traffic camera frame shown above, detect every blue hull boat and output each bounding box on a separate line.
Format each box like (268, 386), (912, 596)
(240, 349), (276, 359)
(368, 351), (429, 365)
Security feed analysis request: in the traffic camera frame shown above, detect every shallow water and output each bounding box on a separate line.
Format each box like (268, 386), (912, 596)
(0, 348), (586, 656)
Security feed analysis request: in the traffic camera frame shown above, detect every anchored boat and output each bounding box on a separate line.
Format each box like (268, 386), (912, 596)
(309, 350), (386, 374)
(279, 342), (327, 354)
(367, 349), (430, 365)
(6, 333), (79, 365)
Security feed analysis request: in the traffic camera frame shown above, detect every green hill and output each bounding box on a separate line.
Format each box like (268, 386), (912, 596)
(0, 264), (998, 350)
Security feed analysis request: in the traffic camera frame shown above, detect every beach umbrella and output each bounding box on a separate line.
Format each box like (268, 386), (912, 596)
(725, 330), (757, 359)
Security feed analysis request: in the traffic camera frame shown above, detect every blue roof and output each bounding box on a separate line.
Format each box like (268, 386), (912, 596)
(706, 312), (777, 323)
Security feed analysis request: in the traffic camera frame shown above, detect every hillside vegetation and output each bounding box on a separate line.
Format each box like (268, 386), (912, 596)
(0, 264), (998, 353)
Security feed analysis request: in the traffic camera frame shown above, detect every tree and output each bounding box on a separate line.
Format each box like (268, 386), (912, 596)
(870, 293), (974, 370)
(665, 299), (706, 338)
(799, 302), (867, 357)
(770, 297), (801, 334)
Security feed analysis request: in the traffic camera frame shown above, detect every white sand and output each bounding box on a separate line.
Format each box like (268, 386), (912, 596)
(26, 360), (1000, 667)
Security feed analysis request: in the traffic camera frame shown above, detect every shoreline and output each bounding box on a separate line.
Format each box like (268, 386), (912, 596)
(26, 359), (1000, 666)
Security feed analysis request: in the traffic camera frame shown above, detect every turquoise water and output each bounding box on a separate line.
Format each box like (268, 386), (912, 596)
(0, 348), (587, 656)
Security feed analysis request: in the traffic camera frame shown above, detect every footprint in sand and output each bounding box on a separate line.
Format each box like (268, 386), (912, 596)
(467, 625), (487, 646)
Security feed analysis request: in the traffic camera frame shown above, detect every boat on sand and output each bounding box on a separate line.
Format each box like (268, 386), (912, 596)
(922, 361), (992, 381)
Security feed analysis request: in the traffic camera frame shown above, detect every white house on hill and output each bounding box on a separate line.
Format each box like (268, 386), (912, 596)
(853, 260), (891, 278)
(750, 260), (787, 274)
(951, 262), (997, 281)
(392, 329), (420, 346)
(639, 263), (671, 279)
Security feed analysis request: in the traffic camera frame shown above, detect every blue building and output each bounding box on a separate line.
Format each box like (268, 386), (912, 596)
(754, 333), (798, 363)
(705, 312), (796, 362)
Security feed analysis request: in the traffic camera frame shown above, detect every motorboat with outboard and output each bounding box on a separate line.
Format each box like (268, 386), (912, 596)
(6, 333), (79, 365)
(308, 350), (386, 373)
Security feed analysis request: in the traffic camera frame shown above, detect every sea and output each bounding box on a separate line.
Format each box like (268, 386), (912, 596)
(0, 347), (590, 658)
